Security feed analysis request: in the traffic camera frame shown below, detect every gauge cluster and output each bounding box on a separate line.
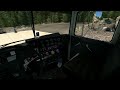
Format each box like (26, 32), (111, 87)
(39, 37), (62, 60)
(26, 33), (63, 67)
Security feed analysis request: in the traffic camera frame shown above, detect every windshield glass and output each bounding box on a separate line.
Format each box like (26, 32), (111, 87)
(0, 11), (70, 47)
(33, 11), (70, 34)
(75, 11), (120, 42)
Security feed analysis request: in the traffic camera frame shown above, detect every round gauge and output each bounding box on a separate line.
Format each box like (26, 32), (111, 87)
(51, 50), (55, 55)
(56, 49), (59, 53)
(46, 52), (49, 56)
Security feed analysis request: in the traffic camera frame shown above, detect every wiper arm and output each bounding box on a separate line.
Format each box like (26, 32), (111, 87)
(1, 39), (25, 48)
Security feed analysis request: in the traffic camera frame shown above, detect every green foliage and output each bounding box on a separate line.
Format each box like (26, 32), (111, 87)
(0, 11), (75, 28)
(77, 11), (94, 23)
(101, 11), (120, 20)
(61, 13), (68, 22)
(33, 11), (71, 23)
(0, 11), (120, 28)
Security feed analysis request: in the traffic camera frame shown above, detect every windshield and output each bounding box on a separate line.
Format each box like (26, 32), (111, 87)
(0, 11), (71, 47)
(75, 11), (120, 42)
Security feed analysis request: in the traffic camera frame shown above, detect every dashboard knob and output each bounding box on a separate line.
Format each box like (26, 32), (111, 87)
(41, 54), (43, 57)
(46, 52), (49, 55)
(56, 49), (59, 53)
(51, 50), (55, 55)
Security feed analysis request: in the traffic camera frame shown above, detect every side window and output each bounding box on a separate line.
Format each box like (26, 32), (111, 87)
(75, 11), (119, 42)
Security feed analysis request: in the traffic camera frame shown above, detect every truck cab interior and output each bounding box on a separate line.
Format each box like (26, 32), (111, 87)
(0, 11), (120, 80)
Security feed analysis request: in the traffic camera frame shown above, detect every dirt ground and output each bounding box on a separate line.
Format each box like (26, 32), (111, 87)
(2, 23), (70, 34)
(1, 23), (114, 43)
(75, 24), (114, 42)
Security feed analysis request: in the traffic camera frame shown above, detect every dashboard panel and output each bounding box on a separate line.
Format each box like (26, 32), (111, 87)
(26, 33), (63, 66)
(0, 47), (20, 79)
(0, 33), (68, 79)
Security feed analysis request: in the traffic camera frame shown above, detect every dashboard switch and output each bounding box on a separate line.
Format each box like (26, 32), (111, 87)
(46, 52), (49, 55)
(51, 50), (55, 55)
(56, 49), (59, 53)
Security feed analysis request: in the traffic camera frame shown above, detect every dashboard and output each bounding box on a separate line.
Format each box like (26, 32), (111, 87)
(0, 33), (67, 79)
(0, 32), (117, 80)
(26, 33), (63, 65)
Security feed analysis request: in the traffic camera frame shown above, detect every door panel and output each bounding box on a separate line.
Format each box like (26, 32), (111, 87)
(63, 35), (114, 79)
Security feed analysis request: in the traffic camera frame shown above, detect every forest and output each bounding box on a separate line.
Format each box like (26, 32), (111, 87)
(0, 11), (119, 27)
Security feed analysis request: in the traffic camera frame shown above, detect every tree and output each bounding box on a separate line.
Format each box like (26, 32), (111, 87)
(61, 13), (68, 22)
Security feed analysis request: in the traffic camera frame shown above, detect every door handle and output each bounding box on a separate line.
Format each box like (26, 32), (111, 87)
(86, 44), (92, 52)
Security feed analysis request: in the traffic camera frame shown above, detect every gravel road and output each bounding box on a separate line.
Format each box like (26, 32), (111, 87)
(1, 23), (114, 42)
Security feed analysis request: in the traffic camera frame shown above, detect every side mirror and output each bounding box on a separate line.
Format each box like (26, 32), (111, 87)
(36, 32), (39, 37)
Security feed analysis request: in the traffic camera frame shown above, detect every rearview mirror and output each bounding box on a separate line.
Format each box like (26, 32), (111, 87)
(36, 32), (39, 37)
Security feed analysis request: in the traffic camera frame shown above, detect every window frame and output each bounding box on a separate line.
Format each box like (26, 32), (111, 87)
(74, 11), (117, 42)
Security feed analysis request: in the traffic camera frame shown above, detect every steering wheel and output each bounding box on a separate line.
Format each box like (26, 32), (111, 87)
(23, 46), (44, 77)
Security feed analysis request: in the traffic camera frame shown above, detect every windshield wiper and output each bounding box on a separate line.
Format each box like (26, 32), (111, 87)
(0, 39), (25, 48)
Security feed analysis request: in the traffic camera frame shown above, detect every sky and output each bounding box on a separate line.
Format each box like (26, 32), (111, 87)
(95, 11), (102, 18)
